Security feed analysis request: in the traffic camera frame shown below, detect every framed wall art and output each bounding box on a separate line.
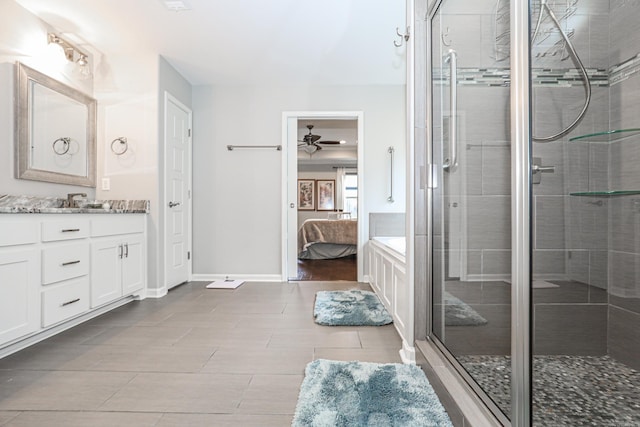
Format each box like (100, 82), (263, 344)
(298, 179), (315, 210)
(317, 179), (335, 211)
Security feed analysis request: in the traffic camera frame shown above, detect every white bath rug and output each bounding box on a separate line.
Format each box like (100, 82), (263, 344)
(206, 280), (245, 289)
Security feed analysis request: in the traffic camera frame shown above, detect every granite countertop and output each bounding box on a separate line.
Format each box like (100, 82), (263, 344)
(0, 195), (150, 214)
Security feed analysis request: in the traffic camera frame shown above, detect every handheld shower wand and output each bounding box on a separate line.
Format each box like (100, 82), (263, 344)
(531, 0), (592, 142)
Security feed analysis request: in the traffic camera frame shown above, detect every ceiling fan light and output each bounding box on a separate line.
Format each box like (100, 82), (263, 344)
(303, 144), (318, 154)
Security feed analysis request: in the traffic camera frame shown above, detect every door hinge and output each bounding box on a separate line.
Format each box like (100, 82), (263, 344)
(188, 129), (192, 137)
(187, 251), (191, 260)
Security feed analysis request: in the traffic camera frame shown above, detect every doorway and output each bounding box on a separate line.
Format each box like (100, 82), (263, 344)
(282, 111), (365, 282)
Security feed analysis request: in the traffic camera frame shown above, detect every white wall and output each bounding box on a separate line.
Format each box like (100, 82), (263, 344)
(192, 84), (405, 276)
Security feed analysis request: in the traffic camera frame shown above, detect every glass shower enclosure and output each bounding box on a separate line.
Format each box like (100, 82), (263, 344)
(426, 0), (640, 425)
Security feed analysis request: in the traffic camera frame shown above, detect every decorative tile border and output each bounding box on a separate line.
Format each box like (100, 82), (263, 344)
(432, 54), (640, 88)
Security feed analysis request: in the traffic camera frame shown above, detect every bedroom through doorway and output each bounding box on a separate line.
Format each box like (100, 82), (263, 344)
(284, 113), (363, 281)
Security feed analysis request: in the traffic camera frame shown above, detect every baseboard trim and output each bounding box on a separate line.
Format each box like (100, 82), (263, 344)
(145, 287), (168, 299)
(191, 274), (283, 282)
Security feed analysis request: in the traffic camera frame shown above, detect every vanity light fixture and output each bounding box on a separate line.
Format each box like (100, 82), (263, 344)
(161, 0), (192, 11)
(47, 33), (91, 78)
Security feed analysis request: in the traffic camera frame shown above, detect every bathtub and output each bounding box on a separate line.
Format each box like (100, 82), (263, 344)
(366, 236), (414, 363)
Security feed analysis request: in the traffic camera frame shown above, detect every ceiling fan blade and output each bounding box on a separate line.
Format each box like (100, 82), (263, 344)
(317, 140), (342, 145)
(309, 134), (321, 143)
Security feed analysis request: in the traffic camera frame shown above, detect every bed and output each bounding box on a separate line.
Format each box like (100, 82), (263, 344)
(298, 219), (357, 260)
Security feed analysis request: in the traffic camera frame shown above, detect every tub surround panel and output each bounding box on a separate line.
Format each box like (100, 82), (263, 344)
(368, 213), (405, 238)
(0, 195), (149, 214)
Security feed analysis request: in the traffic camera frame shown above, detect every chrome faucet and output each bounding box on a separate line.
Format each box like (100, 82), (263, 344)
(66, 193), (87, 208)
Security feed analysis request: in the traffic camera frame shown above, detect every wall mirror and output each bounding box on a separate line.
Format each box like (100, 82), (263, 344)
(15, 62), (96, 187)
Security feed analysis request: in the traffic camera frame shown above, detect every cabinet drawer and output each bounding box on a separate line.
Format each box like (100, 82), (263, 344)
(41, 277), (90, 327)
(0, 221), (38, 247)
(91, 215), (145, 237)
(42, 242), (90, 285)
(42, 219), (90, 242)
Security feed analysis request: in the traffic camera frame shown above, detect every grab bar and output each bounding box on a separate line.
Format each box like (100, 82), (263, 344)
(387, 147), (394, 203)
(443, 49), (457, 171)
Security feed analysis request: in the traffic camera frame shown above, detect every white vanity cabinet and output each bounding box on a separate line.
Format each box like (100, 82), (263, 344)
(0, 213), (146, 355)
(0, 221), (39, 346)
(40, 218), (91, 328)
(90, 216), (145, 308)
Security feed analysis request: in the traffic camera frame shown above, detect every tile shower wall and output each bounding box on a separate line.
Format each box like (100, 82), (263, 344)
(607, 0), (640, 371)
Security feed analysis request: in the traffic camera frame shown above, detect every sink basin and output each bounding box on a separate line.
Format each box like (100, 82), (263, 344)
(75, 201), (104, 209)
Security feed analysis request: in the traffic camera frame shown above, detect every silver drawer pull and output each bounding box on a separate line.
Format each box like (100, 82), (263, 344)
(61, 298), (80, 307)
(61, 228), (80, 233)
(62, 260), (81, 266)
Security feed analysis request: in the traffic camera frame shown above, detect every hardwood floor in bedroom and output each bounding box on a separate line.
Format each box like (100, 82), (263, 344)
(296, 255), (357, 281)
(0, 280), (402, 426)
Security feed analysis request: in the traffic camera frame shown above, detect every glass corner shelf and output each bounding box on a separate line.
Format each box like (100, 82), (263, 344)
(569, 190), (640, 197)
(569, 128), (640, 143)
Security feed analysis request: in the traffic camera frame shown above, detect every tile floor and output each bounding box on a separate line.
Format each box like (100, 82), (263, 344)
(0, 281), (403, 426)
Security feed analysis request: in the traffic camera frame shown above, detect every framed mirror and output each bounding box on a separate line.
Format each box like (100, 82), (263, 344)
(15, 62), (96, 187)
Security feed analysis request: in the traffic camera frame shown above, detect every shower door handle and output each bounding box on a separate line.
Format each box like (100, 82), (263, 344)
(443, 49), (458, 172)
(532, 157), (555, 184)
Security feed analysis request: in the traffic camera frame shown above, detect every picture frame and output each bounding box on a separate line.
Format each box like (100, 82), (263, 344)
(317, 179), (335, 211)
(297, 179), (316, 210)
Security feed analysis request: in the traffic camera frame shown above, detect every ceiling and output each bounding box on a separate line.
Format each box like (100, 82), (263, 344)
(15, 0), (407, 86)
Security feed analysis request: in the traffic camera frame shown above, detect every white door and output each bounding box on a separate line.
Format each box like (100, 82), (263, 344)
(165, 94), (192, 289)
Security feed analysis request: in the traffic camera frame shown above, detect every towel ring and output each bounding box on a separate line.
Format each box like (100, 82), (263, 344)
(110, 137), (128, 155)
(52, 137), (71, 155)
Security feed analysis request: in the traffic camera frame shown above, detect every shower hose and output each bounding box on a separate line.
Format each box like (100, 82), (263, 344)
(531, 0), (592, 142)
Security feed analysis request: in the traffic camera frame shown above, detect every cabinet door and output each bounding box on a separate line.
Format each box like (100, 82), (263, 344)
(122, 234), (144, 295)
(0, 249), (39, 345)
(90, 238), (122, 308)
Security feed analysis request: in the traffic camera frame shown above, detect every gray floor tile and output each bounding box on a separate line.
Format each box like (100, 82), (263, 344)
(202, 347), (312, 375)
(236, 374), (304, 415)
(79, 345), (216, 373)
(0, 371), (135, 411)
(357, 325), (404, 348)
(2, 411), (162, 427)
(0, 412), (20, 426)
(155, 413), (293, 427)
(0, 281), (408, 423)
(99, 372), (251, 413)
(268, 329), (362, 348)
(83, 325), (193, 347)
(175, 327), (273, 348)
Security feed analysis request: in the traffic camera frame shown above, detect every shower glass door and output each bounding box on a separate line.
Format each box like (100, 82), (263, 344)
(530, 0), (640, 424)
(429, 0), (513, 422)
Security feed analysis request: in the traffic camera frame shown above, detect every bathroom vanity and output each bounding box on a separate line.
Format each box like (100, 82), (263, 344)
(0, 195), (149, 357)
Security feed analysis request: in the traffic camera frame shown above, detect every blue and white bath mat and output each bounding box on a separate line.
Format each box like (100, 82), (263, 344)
(314, 290), (393, 326)
(292, 359), (453, 426)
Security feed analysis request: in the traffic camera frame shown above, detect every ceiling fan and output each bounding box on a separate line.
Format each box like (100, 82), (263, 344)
(298, 125), (342, 154)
